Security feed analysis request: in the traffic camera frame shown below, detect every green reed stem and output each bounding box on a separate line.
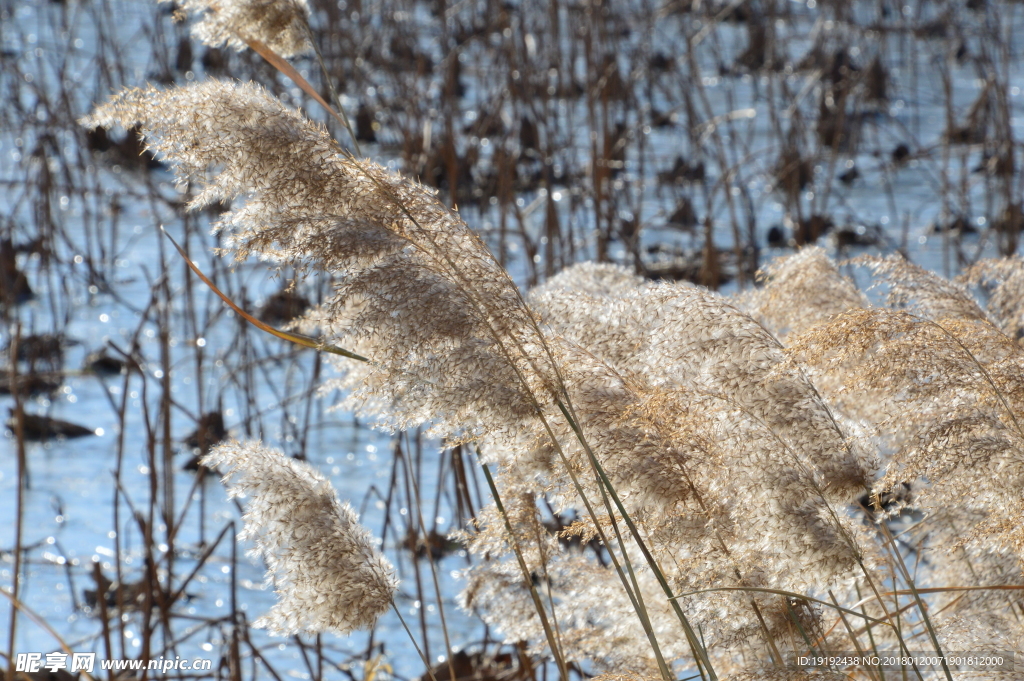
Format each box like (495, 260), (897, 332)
(556, 399), (717, 679)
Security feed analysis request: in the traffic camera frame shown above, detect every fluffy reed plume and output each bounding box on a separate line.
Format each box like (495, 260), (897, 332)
(740, 246), (868, 340)
(527, 264), (650, 373)
(637, 284), (872, 500)
(754, 254), (1024, 672)
(516, 262), (880, 657)
(457, 478), (687, 676)
(532, 262), (873, 503)
(855, 254), (987, 322)
(202, 441), (398, 635)
(170, 0), (312, 58)
(83, 80), (548, 442)
(963, 256), (1024, 336)
(788, 255), (1024, 566)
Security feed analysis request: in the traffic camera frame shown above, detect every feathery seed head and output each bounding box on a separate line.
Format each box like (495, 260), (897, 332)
(855, 254), (987, 322)
(203, 441), (398, 635)
(963, 256), (1024, 336)
(170, 0), (312, 58)
(743, 246), (867, 340)
(84, 80), (550, 443)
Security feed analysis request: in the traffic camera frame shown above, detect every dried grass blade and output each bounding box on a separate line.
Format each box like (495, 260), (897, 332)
(479, 461), (571, 681)
(242, 37), (352, 136)
(877, 522), (945, 680)
(827, 590), (881, 681)
(159, 226), (368, 363)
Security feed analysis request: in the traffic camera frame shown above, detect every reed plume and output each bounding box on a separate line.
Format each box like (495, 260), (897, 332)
(741, 246), (868, 340)
(501, 262), (881, 660)
(203, 440), (398, 635)
(787, 257), (1024, 661)
(170, 0), (312, 58)
(963, 256), (1024, 336)
(83, 79), (549, 444)
(856, 254), (987, 322)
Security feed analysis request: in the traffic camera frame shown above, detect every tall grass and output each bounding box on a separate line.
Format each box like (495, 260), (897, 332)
(4, 0), (1024, 678)
(75, 2), (1024, 678)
